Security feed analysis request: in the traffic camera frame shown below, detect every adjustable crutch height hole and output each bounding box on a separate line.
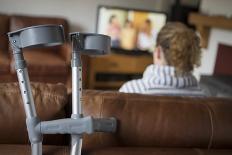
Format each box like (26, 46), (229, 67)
(24, 91), (26, 94)
(19, 70), (22, 73)
(21, 81), (24, 83)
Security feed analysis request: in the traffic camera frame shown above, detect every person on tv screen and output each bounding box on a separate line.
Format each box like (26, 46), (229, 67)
(106, 15), (121, 48)
(119, 22), (205, 96)
(137, 19), (155, 51)
(120, 19), (137, 50)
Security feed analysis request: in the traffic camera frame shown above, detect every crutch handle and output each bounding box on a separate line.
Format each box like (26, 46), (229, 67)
(93, 118), (117, 133)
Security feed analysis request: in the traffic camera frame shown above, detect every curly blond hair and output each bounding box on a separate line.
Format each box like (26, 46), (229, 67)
(156, 22), (201, 75)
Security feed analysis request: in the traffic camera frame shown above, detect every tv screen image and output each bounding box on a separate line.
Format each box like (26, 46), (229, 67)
(97, 6), (167, 53)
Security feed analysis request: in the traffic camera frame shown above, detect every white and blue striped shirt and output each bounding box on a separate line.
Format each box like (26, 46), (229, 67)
(119, 64), (205, 96)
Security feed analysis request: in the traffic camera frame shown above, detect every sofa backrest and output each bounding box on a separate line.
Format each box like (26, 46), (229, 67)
(0, 82), (68, 145)
(10, 15), (69, 37)
(9, 15), (69, 52)
(82, 90), (232, 150)
(0, 13), (9, 51)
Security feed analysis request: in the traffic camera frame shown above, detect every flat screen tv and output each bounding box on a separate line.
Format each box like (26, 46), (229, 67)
(96, 5), (167, 54)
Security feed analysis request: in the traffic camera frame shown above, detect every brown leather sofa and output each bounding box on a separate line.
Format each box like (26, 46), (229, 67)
(0, 83), (232, 155)
(0, 13), (71, 84)
(0, 13), (11, 82)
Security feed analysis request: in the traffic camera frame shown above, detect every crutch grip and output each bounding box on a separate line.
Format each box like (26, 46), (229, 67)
(93, 118), (117, 133)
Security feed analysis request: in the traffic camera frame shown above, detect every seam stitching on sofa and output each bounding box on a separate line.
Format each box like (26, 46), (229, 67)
(202, 102), (214, 150)
(1, 90), (66, 99)
(39, 93), (67, 99)
(193, 148), (204, 155)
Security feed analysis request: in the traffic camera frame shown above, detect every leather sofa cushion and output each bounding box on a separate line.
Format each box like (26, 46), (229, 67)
(0, 145), (231, 155)
(0, 145), (232, 155)
(10, 49), (67, 76)
(0, 13), (9, 51)
(0, 145), (69, 155)
(85, 147), (232, 155)
(82, 90), (232, 149)
(0, 50), (10, 73)
(0, 83), (68, 145)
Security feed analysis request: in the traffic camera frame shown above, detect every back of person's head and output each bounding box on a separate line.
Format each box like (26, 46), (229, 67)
(156, 22), (201, 75)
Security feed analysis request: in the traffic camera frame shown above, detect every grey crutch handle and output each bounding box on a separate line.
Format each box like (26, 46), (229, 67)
(37, 117), (117, 135)
(93, 118), (117, 133)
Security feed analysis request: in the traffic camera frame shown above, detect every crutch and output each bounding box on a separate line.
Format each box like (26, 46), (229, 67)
(69, 32), (112, 155)
(8, 25), (116, 155)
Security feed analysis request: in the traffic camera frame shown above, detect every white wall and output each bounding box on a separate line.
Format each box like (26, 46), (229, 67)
(200, 0), (232, 17)
(0, 0), (167, 32)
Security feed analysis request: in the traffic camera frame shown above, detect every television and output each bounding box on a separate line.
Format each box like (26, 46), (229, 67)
(96, 6), (167, 54)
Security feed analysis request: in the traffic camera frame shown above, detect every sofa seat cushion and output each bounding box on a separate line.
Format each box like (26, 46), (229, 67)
(85, 147), (232, 155)
(0, 146), (231, 155)
(11, 49), (67, 76)
(0, 83), (68, 145)
(0, 50), (10, 73)
(0, 145), (69, 155)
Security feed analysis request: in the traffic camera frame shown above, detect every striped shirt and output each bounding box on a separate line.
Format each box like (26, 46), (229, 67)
(119, 64), (205, 96)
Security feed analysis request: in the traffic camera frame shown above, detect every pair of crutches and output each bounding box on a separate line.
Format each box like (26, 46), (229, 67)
(8, 25), (116, 155)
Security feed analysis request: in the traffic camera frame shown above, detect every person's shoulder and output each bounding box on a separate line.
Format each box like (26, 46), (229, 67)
(119, 79), (146, 93)
(119, 80), (134, 93)
(143, 64), (155, 79)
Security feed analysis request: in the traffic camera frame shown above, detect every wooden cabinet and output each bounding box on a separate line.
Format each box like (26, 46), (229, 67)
(88, 53), (153, 89)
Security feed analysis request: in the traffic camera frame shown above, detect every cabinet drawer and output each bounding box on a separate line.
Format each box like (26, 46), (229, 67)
(90, 54), (152, 73)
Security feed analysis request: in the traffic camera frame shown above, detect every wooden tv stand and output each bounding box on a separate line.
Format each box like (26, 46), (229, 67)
(88, 53), (153, 89)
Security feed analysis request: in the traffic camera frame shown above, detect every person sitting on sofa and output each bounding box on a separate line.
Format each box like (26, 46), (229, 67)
(119, 22), (205, 96)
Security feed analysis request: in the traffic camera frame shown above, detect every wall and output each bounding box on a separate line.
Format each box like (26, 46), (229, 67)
(0, 0), (167, 32)
(200, 0), (232, 17)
